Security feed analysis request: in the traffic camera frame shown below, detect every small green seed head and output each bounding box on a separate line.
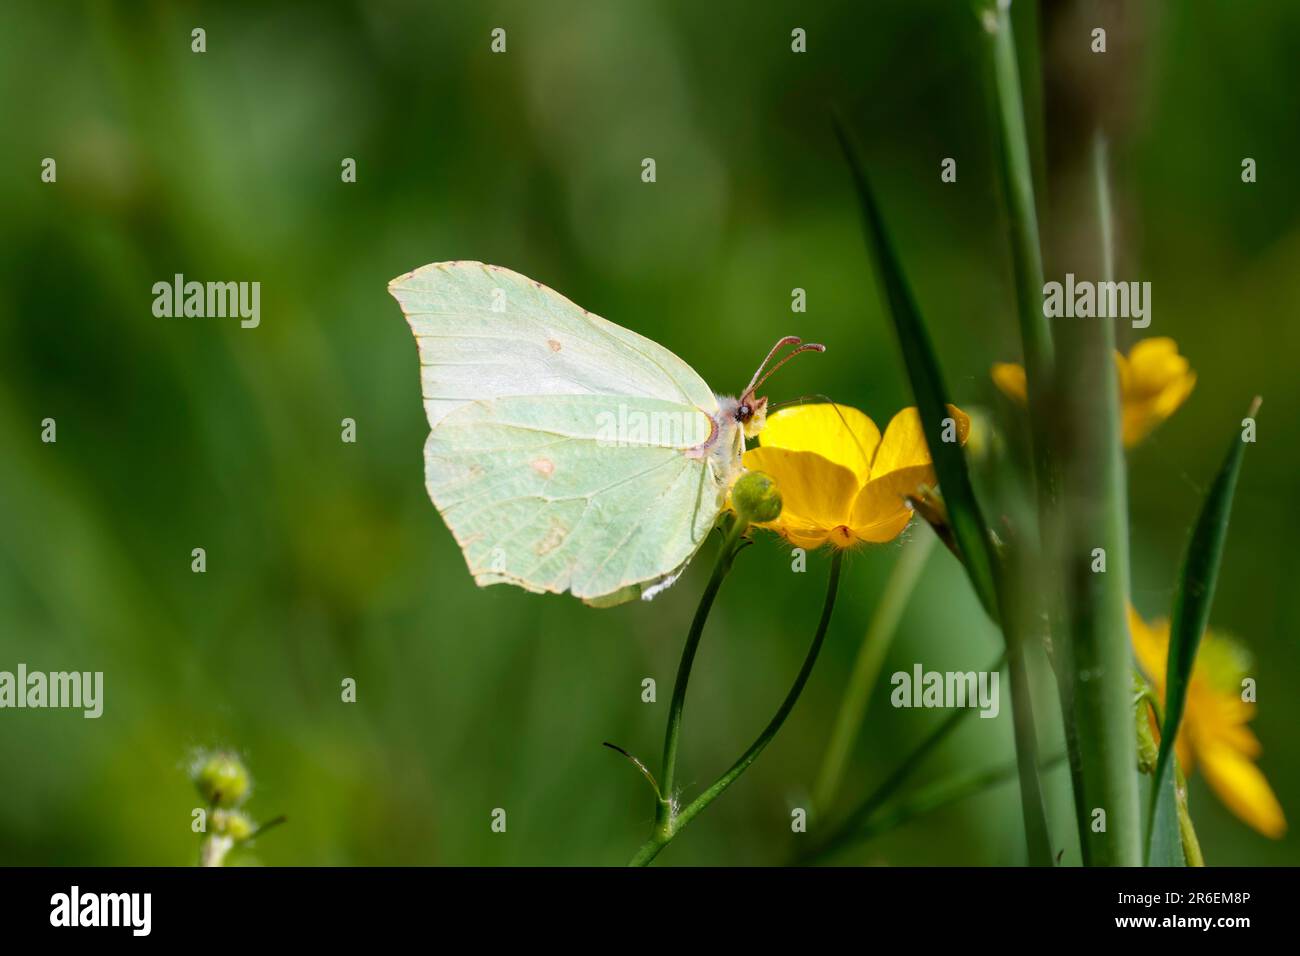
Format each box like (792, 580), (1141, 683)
(732, 470), (783, 524)
(213, 808), (255, 841)
(194, 752), (251, 808)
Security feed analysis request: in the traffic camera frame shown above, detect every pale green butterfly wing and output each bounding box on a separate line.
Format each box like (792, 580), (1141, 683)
(424, 394), (727, 605)
(388, 261), (718, 426)
(390, 262), (735, 606)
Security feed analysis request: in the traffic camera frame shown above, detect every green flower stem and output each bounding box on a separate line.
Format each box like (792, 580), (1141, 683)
(813, 530), (934, 814)
(801, 652), (1007, 863)
(1001, 618), (1056, 867)
(676, 550), (843, 828)
(986, 1), (1054, 390)
(1052, 132), (1142, 866)
(984, 5), (1067, 868)
(631, 547), (843, 866)
(199, 834), (234, 868)
(653, 515), (751, 836)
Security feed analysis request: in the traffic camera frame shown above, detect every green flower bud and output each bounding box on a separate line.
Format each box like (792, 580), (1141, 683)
(213, 808), (255, 841)
(194, 752), (251, 808)
(732, 470), (782, 524)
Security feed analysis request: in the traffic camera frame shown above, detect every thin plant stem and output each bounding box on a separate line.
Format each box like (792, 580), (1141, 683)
(813, 530), (934, 814)
(994, 533), (1056, 867)
(1002, 623), (1055, 866)
(199, 834), (234, 868)
(654, 515), (751, 834)
(630, 548), (844, 866)
(984, 4), (1063, 867)
(986, 1), (1054, 410)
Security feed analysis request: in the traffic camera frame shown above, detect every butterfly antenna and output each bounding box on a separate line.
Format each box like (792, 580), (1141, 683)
(746, 342), (826, 398)
(744, 335), (803, 396)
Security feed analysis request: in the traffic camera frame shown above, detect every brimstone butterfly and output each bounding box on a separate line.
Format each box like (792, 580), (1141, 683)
(389, 261), (822, 606)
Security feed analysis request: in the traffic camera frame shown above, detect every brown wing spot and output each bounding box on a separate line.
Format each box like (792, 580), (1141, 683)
(530, 457), (555, 478)
(547, 338), (562, 352)
(536, 519), (568, 556)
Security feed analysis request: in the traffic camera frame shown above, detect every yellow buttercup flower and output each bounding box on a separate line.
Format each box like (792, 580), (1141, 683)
(992, 337), (1196, 446)
(1129, 605), (1286, 839)
(742, 403), (969, 549)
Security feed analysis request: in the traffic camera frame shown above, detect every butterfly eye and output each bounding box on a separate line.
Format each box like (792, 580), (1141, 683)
(736, 403), (751, 421)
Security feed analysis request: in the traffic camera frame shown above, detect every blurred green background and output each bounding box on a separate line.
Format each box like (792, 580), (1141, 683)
(1, 0), (1296, 866)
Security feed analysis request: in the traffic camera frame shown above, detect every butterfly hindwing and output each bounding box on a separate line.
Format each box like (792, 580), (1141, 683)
(424, 394), (724, 604)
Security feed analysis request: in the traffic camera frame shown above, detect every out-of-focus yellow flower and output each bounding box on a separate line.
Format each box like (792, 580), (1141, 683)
(741, 403), (969, 549)
(1129, 605), (1286, 839)
(992, 337), (1196, 446)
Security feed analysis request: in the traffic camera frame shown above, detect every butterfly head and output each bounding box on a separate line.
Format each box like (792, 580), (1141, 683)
(733, 395), (768, 439)
(736, 336), (825, 439)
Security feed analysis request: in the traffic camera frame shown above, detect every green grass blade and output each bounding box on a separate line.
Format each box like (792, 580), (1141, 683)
(1144, 398), (1260, 864)
(1148, 763), (1185, 867)
(832, 118), (999, 618)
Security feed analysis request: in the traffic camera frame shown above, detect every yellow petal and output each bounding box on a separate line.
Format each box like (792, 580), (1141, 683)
(991, 362), (1028, 404)
(1127, 606), (1169, 691)
(783, 526), (835, 549)
(869, 405), (971, 479)
(1126, 337), (1189, 398)
(742, 446), (858, 535)
(1198, 741), (1287, 838)
(1153, 369), (1196, 420)
(1198, 700), (1263, 759)
(759, 404), (880, 482)
(848, 479), (916, 543)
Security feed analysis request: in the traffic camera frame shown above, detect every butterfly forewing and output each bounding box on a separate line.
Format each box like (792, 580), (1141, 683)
(389, 261), (718, 427)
